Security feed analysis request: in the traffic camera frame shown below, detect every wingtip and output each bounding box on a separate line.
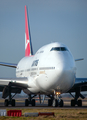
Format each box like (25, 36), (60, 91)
(75, 58), (84, 62)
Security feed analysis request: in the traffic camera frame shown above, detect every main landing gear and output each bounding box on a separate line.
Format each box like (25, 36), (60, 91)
(47, 93), (64, 107)
(25, 94), (36, 106)
(4, 88), (16, 106)
(70, 88), (85, 107)
(71, 99), (82, 107)
(4, 99), (15, 106)
(3, 82), (21, 107)
(3, 84), (21, 106)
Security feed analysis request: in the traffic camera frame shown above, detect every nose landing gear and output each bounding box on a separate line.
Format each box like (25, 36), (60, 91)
(52, 94), (63, 107)
(47, 92), (64, 107)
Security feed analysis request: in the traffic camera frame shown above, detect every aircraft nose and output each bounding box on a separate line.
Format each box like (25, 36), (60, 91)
(56, 61), (75, 92)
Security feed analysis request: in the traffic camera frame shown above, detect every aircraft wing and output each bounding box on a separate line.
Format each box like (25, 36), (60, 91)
(0, 62), (17, 68)
(0, 78), (28, 98)
(68, 78), (87, 93)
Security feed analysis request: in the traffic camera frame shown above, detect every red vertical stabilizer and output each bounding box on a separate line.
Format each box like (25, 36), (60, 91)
(25, 5), (33, 56)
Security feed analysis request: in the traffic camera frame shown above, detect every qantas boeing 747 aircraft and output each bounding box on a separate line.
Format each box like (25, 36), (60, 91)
(0, 6), (87, 107)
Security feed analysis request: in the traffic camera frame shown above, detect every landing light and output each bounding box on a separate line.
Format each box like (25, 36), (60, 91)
(56, 92), (61, 95)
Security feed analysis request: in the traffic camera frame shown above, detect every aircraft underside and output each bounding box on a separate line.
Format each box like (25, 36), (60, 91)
(3, 87), (84, 107)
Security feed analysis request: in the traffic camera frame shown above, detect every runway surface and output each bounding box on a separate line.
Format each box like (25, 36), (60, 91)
(0, 99), (87, 109)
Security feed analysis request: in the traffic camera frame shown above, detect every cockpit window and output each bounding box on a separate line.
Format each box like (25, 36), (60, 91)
(50, 47), (68, 51)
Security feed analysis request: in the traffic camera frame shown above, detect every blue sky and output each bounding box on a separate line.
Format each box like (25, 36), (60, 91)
(0, 0), (87, 78)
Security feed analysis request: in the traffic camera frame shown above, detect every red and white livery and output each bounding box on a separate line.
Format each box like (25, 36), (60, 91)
(0, 5), (86, 107)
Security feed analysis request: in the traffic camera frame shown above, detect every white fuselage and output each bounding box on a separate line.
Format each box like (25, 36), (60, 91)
(16, 42), (76, 95)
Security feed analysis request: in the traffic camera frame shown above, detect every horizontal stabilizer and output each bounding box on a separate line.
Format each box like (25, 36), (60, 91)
(0, 62), (17, 68)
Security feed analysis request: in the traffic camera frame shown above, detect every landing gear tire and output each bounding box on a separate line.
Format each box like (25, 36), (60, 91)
(59, 99), (63, 107)
(32, 99), (35, 106)
(71, 99), (75, 107)
(11, 99), (15, 106)
(53, 99), (58, 107)
(4, 99), (8, 106)
(48, 99), (52, 106)
(25, 99), (29, 106)
(78, 100), (82, 107)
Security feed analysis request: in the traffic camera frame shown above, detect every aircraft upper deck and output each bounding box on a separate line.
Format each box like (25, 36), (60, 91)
(36, 42), (69, 54)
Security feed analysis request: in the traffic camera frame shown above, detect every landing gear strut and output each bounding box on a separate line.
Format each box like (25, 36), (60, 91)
(25, 94), (36, 106)
(48, 95), (53, 106)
